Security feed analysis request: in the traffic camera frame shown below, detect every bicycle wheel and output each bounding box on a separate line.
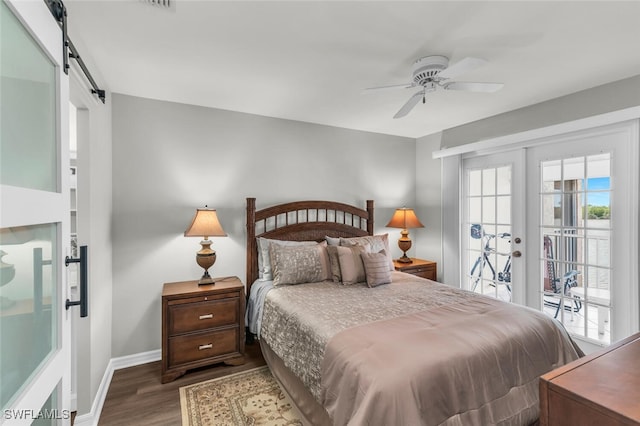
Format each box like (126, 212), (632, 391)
(469, 254), (484, 292)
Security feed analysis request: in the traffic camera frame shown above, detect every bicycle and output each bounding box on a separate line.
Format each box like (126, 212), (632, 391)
(469, 224), (512, 295)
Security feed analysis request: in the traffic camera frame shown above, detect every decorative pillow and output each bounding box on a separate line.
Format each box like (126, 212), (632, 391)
(269, 242), (331, 286)
(336, 245), (369, 285)
(340, 234), (394, 271)
(361, 250), (392, 288)
(257, 237), (317, 280)
(326, 245), (342, 282)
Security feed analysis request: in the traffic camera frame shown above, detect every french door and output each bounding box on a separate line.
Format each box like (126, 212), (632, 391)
(526, 122), (638, 345)
(462, 150), (525, 305)
(1, 1), (71, 423)
(461, 121), (638, 347)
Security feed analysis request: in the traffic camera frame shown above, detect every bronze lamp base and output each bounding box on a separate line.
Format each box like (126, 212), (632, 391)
(396, 229), (413, 263)
(196, 238), (217, 285)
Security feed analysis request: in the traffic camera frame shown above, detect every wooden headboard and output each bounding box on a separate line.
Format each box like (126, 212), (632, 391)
(246, 197), (374, 295)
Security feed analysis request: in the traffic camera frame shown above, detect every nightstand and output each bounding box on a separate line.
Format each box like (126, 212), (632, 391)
(161, 276), (245, 383)
(393, 258), (437, 281)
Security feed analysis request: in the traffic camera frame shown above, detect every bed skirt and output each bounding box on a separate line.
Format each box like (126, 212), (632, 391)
(259, 339), (332, 426)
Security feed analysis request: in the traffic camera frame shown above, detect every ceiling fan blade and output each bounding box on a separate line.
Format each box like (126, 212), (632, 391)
(443, 81), (504, 92)
(393, 92), (423, 119)
(362, 82), (415, 94)
(438, 57), (487, 79)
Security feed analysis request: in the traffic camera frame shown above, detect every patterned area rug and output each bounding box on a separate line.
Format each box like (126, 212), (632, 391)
(179, 366), (303, 426)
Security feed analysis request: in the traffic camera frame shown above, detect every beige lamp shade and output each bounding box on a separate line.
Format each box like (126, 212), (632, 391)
(184, 208), (227, 238)
(386, 208), (424, 264)
(185, 208), (227, 285)
(386, 208), (425, 229)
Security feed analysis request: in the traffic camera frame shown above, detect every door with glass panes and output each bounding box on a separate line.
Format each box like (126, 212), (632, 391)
(462, 150), (525, 305)
(527, 122), (638, 345)
(1, 1), (71, 422)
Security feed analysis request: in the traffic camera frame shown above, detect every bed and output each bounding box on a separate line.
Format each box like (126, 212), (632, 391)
(245, 197), (582, 426)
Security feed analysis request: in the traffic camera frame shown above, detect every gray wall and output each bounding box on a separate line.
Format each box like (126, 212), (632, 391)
(415, 133), (443, 281)
(111, 94), (416, 357)
(440, 74), (640, 149)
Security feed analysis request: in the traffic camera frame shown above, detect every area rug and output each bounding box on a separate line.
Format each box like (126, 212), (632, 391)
(179, 366), (302, 426)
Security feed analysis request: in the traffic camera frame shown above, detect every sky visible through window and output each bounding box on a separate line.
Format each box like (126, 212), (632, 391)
(586, 177), (610, 206)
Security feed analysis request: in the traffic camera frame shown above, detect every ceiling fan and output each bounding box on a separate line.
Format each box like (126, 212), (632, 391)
(363, 55), (504, 119)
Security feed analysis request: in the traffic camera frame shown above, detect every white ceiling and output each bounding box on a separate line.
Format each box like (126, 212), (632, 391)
(65, 1), (640, 139)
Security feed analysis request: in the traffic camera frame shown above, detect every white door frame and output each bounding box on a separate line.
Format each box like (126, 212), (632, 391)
(1, 0), (71, 422)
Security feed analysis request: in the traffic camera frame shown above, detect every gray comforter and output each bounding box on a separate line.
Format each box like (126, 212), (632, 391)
(259, 272), (581, 425)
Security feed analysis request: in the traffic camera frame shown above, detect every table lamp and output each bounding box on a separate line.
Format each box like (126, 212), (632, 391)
(184, 207), (227, 285)
(386, 207), (424, 263)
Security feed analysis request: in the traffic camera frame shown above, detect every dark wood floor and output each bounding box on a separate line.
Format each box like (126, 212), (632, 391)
(98, 342), (265, 425)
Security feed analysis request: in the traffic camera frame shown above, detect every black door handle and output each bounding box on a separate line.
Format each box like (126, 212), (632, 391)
(65, 245), (88, 317)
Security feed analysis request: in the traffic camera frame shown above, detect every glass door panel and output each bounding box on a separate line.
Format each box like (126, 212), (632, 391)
(0, 224), (58, 409)
(32, 389), (57, 426)
(1, 0), (57, 192)
(539, 154), (613, 344)
(463, 151), (524, 303)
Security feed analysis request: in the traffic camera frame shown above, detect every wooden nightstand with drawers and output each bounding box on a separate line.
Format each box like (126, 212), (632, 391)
(393, 258), (437, 281)
(161, 276), (245, 383)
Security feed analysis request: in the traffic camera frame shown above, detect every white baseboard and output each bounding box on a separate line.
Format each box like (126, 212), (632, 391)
(110, 349), (161, 370)
(73, 363), (113, 426)
(73, 349), (161, 426)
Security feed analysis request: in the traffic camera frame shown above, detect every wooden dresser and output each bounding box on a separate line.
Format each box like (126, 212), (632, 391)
(393, 258), (437, 281)
(161, 277), (245, 383)
(540, 332), (640, 425)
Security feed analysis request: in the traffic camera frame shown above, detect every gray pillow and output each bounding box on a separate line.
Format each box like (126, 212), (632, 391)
(325, 236), (341, 246)
(270, 242), (331, 286)
(326, 245), (342, 282)
(257, 237), (317, 280)
(336, 245), (369, 285)
(340, 234), (394, 271)
(361, 250), (392, 287)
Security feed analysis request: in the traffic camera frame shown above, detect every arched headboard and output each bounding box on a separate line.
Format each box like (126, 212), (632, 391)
(245, 198), (374, 295)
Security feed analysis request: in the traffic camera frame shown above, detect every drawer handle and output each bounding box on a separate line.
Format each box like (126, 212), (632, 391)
(198, 344), (213, 350)
(199, 314), (214, 320)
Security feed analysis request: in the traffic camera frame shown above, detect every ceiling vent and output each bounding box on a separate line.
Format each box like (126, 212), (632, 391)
(141, 0), (174, 10)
